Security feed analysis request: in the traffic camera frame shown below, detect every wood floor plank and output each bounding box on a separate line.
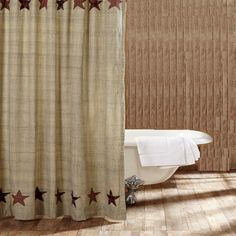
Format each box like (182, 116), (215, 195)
(177, 188), (211, 232)
(162, 186), (189, 231)
(144, 185), (166, 231)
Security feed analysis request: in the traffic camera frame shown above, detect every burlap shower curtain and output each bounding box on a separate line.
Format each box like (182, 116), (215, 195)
(0, 0), (126, 221)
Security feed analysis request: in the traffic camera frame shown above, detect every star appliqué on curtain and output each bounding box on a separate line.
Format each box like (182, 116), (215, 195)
(55, 189), (65, 204)
(12, 190), (29, 206)
(35, 187), (47, 201)
(107, 190), (119, 206)
(89, 0), (102, 11)
(0, 0), (10, 10)
(57, 0), (67, 10)
(88, 188), (100, 204)
(3, 187), (121, 208)
(39, 0), (48, 9)
(71, 191), (80, 207)
(19, 0), (31, 10)
(108, 0), (121, 9)
(74, 0), (86, 9)
(0, 189), (10, 203)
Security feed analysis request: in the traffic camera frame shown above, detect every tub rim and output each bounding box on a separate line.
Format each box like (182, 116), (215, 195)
(124, 129), (213, 147)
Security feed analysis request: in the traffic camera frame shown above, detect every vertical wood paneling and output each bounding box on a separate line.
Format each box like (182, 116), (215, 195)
(142, 0), (150, 128)
(169, 16), (177, 129)
(163, 18), (170, 129)
(125, 0), (236, 171)
(135, 2), (143, 129)
(176, 16), (184, 129)
(192, 17), (200, 132)
(126, 0), (136, 128)
(156, 16), (164, 128)
(149, 0), (157, 128)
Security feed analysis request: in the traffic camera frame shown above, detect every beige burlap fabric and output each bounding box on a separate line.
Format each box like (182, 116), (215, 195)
(0, 0), (126, 221)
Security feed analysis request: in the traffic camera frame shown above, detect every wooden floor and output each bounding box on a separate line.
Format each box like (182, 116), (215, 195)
(1, 172), (236, 236)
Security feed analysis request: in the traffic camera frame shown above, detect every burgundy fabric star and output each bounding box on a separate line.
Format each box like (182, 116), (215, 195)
(19, 0), (31, 10)
(74, 0), (86, 9)
(88, 188), (100, 204)
(0, 0), (10, 10)
(89, 0), (102, 11)
(35, 187), (46, 201)
(57, 0), (67, 10)
(12, 190), (29, 206)
(39, 0), (48, 9)
(107, 190), (119, 206)
(71, 191), (80, 208)
(55, 189), (65, 204)
(108, 0), (121, 9)
(0, 189), (10, 203)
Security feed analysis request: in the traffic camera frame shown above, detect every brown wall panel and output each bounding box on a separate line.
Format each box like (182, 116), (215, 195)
(125, 0), (236, 171)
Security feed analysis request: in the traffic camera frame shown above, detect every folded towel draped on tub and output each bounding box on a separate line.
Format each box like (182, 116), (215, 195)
(135, 136), (200, 166)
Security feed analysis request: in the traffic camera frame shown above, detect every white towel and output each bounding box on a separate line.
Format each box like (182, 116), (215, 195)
(135, 136), (200, 167)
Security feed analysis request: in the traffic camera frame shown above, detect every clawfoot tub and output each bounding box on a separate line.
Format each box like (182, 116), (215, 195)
(124, 129), (213, 204)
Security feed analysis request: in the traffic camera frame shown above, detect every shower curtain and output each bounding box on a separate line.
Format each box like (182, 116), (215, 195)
(0, 0), (126, 221)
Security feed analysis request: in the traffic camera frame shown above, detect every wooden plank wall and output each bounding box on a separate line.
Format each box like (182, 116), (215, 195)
(125, 0), (236, 171)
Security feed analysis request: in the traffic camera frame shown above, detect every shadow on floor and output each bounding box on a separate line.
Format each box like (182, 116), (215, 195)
(134, 187), (236, 208)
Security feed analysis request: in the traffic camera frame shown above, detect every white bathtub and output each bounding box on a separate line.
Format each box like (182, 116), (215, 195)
(124, 129), (213, 185)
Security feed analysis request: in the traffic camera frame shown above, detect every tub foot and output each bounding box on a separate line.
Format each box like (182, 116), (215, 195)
(125, 175), (144, 205)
